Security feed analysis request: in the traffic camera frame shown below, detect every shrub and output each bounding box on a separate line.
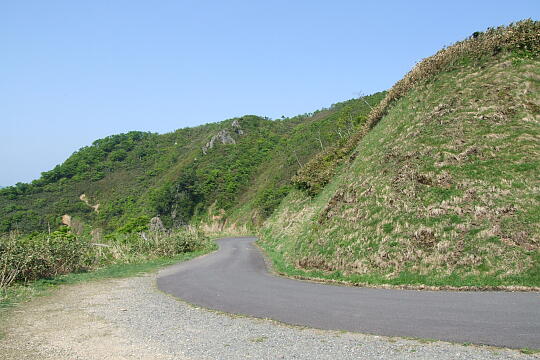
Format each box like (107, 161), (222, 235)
(0, 226), (211, 291)
(292, 141), (349, 196)
(0, 228), (92, 287)
(107, 226), (209, 259)
(117, 216), (150, 234)
(255, 185), (291, 218)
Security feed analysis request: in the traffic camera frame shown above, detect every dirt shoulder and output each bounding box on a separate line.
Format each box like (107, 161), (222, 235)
(0, 278), (178, 360)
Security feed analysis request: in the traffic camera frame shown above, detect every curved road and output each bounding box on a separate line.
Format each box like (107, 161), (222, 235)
(157, 237), (540, 349)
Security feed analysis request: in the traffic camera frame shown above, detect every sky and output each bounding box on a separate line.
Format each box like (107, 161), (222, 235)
(1, 1), (538, 186)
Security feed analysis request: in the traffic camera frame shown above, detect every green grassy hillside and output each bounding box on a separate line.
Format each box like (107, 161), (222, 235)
(260, 20), (540, 288)
(0, 95), (382, 234)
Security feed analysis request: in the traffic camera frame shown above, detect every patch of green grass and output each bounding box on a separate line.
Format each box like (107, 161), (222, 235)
(520, 348), (540, 355)
(382, 223), (394, 234)
(257, 238), (540, 288)
(249, 336), (268, 343)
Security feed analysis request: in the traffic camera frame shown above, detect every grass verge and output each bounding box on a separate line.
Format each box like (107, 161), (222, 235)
(257, 238), (539, 291)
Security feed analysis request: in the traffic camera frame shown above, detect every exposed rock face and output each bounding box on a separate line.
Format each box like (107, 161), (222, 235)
(149, 216), (166, 232)
(61, 214), (72, 227)
(202, 120), (244, 154)
(202, 130), (236, 154)
(232, 119), (244, 135)
(80, 194), (100, 213)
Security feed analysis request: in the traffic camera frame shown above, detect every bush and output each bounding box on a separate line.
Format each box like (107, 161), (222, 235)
(0, 228), (92, 288)
(0, 226), (211, 291)
(117, 216), (150, 234)
(292, 142), (349, 196)
(255, 185), (291, 218)
(107, 226), (209, 259)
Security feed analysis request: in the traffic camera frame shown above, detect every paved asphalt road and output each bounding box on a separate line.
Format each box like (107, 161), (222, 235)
(157, 237), (540, 349)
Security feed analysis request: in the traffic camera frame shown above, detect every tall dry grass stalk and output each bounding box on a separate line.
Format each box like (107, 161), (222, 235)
(0, 232), (27, 290)
(200, 220), (252, 238)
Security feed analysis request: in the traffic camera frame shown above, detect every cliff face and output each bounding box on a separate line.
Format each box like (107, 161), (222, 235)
(202, 129), (237, 155)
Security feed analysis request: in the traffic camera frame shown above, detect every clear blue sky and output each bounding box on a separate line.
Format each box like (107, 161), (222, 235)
(1, 1), (538, 186)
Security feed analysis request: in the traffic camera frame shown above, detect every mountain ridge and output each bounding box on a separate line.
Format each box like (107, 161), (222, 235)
(0, 94), (384, 233)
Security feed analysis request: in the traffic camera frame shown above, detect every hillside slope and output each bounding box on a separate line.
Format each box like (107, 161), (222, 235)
(261, 21), (540, 287)
(0, 94), (383, 234)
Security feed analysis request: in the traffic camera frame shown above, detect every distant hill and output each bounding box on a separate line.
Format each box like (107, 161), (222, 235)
(0, 93), (384, 233)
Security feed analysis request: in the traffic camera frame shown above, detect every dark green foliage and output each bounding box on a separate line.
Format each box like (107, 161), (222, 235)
(117, 216), (150, 234)
(33, 131), (158, 187)
(292, 141), (348, 195)
(149, 170), (200, 228)
(255, 185), (291, 218)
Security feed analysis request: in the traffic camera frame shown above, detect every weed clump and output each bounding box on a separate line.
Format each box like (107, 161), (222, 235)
(0, 228), (91, 288)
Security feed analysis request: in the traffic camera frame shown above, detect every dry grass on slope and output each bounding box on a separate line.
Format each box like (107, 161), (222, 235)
(293, 20), (540, 196)
(366, 19), (539, 130)
(262, 47), (540, 288)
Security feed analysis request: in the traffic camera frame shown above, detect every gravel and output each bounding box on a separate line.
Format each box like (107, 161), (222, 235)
(1, 274), (537, 359)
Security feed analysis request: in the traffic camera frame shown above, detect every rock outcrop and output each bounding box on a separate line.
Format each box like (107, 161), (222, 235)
(80, 194), (100, 212)
(149, 216), (166, 232)
(202, 120), (244, 154)
(232, 119), (244, 135)
(61, 214), (72, 227)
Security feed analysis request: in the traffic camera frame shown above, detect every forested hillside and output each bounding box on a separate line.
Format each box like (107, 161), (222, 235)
(0, 93), (384, 234)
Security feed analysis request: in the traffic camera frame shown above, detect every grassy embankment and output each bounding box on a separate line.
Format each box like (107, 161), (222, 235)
(260, 20), (540, 289)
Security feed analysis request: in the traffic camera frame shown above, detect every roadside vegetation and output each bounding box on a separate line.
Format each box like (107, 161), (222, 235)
(0, 226), (214, 308)
(0, 93), (380, 306)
